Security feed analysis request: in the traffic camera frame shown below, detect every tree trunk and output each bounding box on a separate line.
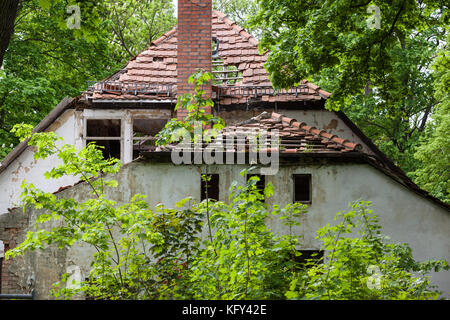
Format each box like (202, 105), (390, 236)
(0, 0), (21, 68)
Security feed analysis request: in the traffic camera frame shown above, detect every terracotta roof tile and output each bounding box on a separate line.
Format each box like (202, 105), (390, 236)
(87, 11), (331, 104)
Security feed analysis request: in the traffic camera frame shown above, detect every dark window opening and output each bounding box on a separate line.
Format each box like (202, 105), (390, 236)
(293, 174), (312, 203)
(86, 119), (121, 137)
(201, 174), (219, 201)
(86, 140), (121, 160)
(247, 174), (265, 192)
(132, 118), (168, 159)
(85, 119), (122, 160)
(291, 250), (324, 270)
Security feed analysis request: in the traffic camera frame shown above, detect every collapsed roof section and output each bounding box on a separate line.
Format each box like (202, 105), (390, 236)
(151, 111), (362, 154)
(85, 11), (330, 106)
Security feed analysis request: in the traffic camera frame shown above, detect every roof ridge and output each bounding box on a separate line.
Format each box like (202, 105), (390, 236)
(149, 26), (177, 48)
(271, 112), (362, 151)
(301, 80), (331, 99)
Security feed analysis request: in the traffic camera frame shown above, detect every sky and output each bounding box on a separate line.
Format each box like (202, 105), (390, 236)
(172, 0), (178, 17)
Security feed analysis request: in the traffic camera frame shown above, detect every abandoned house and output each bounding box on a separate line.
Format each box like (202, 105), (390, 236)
(0, 0), (449, 299)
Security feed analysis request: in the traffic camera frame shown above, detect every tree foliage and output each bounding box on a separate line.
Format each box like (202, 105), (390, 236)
(213, 0), (260, 36)
(251, 0), (449, 199)
(252, 0), (447, 106)
(412, 33), (450, 203)
(0, 0), (176, 160)
(286, 201), (448, 300)
(8, 123), (447, 299)
(104, 0), (176, 62)
(156, 70), (225, 146)
(6, 123), (304, 299)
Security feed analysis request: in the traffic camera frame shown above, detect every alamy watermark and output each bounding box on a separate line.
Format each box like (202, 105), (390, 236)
(169, 121), (280, 175)
(367, 5), (381, 30)
(366, 265), (382, 290)
(66, 5), (81, 29)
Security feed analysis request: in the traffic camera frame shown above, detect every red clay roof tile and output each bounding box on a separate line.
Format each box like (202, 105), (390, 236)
(87, 11), (331, 104)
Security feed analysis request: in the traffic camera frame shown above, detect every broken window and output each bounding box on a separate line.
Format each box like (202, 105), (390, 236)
(201, 174), (219, 201)
(212, 59), (243, 85)
(293, 174), (312, 203)
(85, 119), (122, 160)
(132, 118), (168, 159)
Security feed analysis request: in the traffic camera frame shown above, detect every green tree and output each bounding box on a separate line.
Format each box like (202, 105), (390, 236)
(156, 70), (225, 146)
(252, 0), (447, 106)
(251, 0), (448, 187)
(286, 201), (448, 300)
(0, 0), (176, 160)
(6, 125), (303, 300)
(103, 0), (176, 63)
(191, 171), (306, 299)
(328, 28), (442, 174)
(213, 0), (259, 36)
(8, 125), (448, 299)
(0, 0), (117, 159)
(413, 34), (450, 203)
(5, 71), (448, 300)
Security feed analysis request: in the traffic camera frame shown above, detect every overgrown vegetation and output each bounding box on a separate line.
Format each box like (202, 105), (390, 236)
(155, 70), (225, 147)
(287, 201), (448, 300)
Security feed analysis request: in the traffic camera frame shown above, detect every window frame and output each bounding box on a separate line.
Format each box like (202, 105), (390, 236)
(82, 109), (172, 164)
(201, 173), (220, 201)
(293, 174), (312, 204)
(131, 117), (169, 160)
(83, 115), (124, 161)
(246, 174), (266, 202)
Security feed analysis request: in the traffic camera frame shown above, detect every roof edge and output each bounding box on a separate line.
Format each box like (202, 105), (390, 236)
(334, 110), (449, 211)
(0, 96), (74, 175)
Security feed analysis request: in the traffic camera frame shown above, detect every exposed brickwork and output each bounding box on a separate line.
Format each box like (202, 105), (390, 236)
(0, 210), (29, 294)
(177, 0), (212, 120)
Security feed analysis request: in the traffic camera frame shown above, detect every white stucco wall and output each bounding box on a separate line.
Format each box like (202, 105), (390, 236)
(0, 109), (84, 214)
(51, 160), (449, 297)
(0, 107), (369, 215)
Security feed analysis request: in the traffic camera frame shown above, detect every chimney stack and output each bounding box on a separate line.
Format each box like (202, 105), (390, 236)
(177, 0), (212, 120)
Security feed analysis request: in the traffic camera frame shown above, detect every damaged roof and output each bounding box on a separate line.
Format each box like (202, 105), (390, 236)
(151, 111), (362, 154)
(86, 11), (330, 105)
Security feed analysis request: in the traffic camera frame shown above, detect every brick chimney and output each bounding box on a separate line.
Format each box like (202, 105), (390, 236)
(177, 0), (212, 120)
